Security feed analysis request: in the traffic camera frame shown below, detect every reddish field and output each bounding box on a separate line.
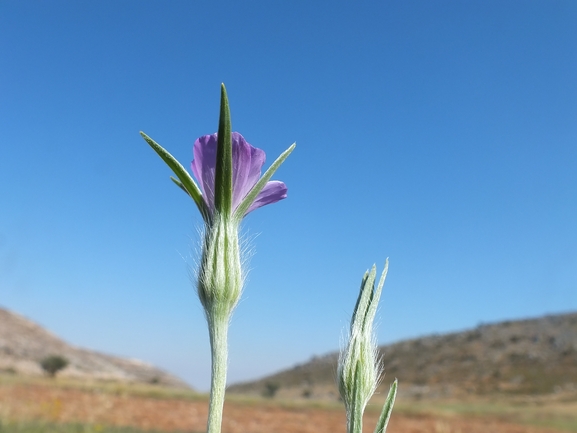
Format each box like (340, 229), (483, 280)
(0, 382), (566, 433)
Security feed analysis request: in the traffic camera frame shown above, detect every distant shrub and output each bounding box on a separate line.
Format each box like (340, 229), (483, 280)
(262, 382), (280, 398)
(40, 355), (69, 377)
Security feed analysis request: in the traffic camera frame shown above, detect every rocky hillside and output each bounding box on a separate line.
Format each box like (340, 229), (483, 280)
(228, 312), (577, 400)
(0, 307), (189, 388)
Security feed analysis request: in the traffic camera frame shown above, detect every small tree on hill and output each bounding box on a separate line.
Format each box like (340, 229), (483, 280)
(262, 382), (280, 398)
(40, 355), (69, 377)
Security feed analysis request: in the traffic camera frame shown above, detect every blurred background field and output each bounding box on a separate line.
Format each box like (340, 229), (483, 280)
(2, 304), (577, 432)
(0, 420), (192, 433)
(1, 373), (576, 433)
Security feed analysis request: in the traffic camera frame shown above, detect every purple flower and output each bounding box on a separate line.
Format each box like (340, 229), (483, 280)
(191, 132), (288, 216)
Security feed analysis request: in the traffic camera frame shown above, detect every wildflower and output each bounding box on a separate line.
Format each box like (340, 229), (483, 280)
(140, 88), (293, 225)
(141, 84), (294, 433)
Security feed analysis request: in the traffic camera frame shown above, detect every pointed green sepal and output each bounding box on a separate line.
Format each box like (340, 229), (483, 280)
(170, 176), (190, 196)
(365, 259), (388, 331)
(140, 131), (209, 220)
(351, 271), (370, 330)
(214, 83), (233, 217)
(373, 379), (397, 433)
(233, 142), (296, 220)
(351, 363), (364, 433)
(352, 267), (376, 334)
(351, 260), (388, 335)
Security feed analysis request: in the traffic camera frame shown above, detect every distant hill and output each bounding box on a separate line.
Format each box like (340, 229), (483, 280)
(0, 306), (189, 388)
(228, 312), (577, 400)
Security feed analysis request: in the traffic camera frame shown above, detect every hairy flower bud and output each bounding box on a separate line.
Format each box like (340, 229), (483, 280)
(338, 261), (389, 433)
(197, 214), (243, 322)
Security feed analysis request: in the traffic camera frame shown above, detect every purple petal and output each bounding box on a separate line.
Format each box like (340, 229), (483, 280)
(191, 132), (282, 216)
(245, 180), (288, 215)
(191, 134), (218, 211)
(231, 132), (266, 210)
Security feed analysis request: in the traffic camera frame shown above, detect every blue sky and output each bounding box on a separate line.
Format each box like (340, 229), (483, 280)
(1, 1), (576, 391)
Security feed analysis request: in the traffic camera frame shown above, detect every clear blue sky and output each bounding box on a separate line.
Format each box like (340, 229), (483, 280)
(1, 1), (575, 391)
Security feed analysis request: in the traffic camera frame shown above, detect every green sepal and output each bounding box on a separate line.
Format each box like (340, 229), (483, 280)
(365, 260), (388, 332)
(350, 260), (388, 335)
(140, 131), (209, 221)
(233, 142), (296, 221)
(352, 361), (364, 433)
(373, 379), (398, 433)
(352, 267), (376, 334)
(170, 176), (190, 196)
(350, 271), (369, 331)
(214, 83), (233, 218)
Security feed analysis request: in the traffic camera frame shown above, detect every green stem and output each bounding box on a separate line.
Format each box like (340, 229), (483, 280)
(346, 364), (364, 433)
(207, 317), (228, 433)
(347, 404), (363, 433)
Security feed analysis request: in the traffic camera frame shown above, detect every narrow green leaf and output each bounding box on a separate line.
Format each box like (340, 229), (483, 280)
(214, 83), (233, 217)
(374, 379), (398, 433)
(140, 131), (208, 220)
(353, 266), (376, 334)
(351, 271), (370, 328)
(365, 259), (389, 331)
(233, 142), (296, 220)
(170, 176), (190, 196)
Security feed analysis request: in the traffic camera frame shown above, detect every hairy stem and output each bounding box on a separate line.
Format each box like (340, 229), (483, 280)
(207, 317), (228, 433)
(347, 403), (363, 433)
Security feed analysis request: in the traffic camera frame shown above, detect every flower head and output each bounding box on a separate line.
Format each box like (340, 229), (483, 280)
(191, 132), (288, 217)
(140, 84), (294, 225)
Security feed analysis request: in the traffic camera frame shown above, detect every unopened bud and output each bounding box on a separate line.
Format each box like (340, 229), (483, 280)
(197, 214), (243, 322)
(338, 261), (388, 433)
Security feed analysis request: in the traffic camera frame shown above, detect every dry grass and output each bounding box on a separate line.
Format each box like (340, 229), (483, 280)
(386, 395), (577, 432)
(1, 373), (576, 433)
(0, 374), (203, 401)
